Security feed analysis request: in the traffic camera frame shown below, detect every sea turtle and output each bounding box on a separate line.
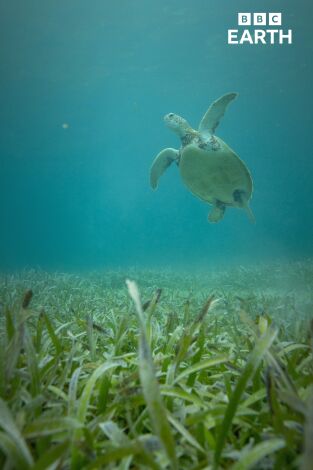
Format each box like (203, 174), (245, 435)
(150, 93), (254, 223)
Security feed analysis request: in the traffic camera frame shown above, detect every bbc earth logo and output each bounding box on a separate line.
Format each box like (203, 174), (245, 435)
(228, 13), (293, 45)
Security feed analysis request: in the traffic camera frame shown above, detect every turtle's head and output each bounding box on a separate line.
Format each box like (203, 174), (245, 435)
(164, 113), (191, 137)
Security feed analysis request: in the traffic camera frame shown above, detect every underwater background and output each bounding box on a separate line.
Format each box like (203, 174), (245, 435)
(1, 0), (312, 271)
(1, 3), (313, 469)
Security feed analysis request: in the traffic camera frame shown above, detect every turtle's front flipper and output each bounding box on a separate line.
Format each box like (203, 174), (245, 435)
(150, 148), (179, 189)
(198, 92), (238, 136)
(208, 201), (226, 223)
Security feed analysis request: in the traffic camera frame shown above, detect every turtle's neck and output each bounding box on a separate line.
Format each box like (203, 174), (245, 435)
(181, 132), (195, 147)
(180, 127), (198, 146)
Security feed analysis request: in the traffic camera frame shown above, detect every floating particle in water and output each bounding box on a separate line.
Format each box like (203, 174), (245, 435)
(62, 123), (69, 129)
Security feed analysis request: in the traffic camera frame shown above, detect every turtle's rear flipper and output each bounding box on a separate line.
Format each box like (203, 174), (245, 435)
(244, 205), (256, 224)
(150, 148), (179, 190)
(233, 189), (255, 224)
(208, 201), (225, 223)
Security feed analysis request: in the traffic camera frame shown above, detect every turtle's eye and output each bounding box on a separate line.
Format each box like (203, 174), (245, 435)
(168, 113), (174, 118)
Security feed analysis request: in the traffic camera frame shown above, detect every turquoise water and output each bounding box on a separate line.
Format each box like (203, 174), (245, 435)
(0, 0), (312, 271)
